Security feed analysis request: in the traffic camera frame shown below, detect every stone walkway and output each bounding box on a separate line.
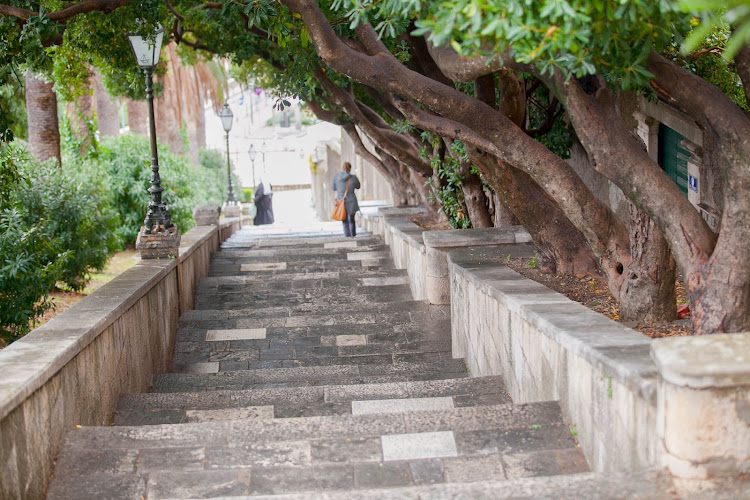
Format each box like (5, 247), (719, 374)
(46, 227), (674, 498)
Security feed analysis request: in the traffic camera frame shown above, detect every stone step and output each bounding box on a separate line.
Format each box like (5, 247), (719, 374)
(241, 469), (676, 500)
(153, 358), (468, 392)
(114, 376), (511, 424)
(214, 243), (389, 261)
(177, 305), (450, 329)
(193, 284), (415, 311)
(208, 258), (395, 277)
(197, 268), (408, 288)
(222, 235), (380, 249)
(175, 320), (451, 347)
(48, 403), (585, 499)
(171, 337), (453, 372)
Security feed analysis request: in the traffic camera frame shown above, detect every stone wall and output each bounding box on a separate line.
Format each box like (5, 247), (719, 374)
(448, 246), (658, 473)
(0, 217), (241, 499)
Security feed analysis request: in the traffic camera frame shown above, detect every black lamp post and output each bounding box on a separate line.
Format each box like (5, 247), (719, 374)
(127, 26), (175, 234)
(249, 144), (257, 189)
(219, 103), (238, 206)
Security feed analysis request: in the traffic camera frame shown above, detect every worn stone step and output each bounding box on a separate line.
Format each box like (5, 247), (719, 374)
(170, 338), (452, 371)
(193, 284), (415, 311)
(153, 358), (467, 392)
(214, 243), (389, 261)
(62, 401), (569, 449)
(197, 268), (408, 289)
(244, 469), (676, 500)
(49, 446), (587, 498)
(222, 235), (380, 249)
(48, 402), (584, 499)
(115, 376), (510, 424)
(177, 305), (450, 330)
(208, 258), (395, 277)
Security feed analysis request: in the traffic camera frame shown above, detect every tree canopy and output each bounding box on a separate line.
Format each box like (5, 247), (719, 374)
(2, 0), (750, 335)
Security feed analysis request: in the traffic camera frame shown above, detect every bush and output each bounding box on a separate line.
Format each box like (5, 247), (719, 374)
(197, 148), (235, 205)
(17, 157), (120, 291)
(71, 134), (204, 244)
(0, 142), (117, 336)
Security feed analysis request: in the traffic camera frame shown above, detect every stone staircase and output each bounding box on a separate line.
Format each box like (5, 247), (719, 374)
(46, 228), (675, 499)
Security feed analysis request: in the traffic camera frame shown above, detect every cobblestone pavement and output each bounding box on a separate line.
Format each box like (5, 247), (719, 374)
(46, 227), (676, 499)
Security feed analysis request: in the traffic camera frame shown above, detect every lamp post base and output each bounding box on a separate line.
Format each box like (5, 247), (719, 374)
(136, 227), (181, 259)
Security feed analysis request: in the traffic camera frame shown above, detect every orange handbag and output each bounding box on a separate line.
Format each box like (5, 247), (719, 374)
(332, 179), (351, 221)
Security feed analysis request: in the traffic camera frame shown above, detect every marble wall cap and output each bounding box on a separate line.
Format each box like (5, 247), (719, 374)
(651, 332), (750, 388)
(423, 226), (529, 249)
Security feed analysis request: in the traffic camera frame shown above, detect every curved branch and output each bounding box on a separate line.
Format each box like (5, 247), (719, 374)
(0, 5), (34, 19)
(46, 0), (133, 21)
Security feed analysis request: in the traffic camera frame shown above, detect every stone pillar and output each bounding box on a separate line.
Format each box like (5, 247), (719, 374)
(193, 204), (220, 226)
(633, 111), (659, 162)
(651, 333), (750, 484)
(136, 229), (181, 259)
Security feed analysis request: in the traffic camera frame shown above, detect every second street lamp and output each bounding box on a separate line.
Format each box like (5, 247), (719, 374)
(219, 102), (238, 206)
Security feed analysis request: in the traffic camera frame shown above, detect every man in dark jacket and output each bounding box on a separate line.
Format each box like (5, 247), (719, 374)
(253, 180), (274, 225)
(331, 162), (360, 237)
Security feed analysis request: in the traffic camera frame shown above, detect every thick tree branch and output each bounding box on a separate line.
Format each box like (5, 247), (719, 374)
(734, 45), (750, 109)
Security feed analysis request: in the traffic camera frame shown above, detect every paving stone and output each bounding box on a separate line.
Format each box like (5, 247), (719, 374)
(52, 448), (139, 475)
(248, 465), (354, 495)
(184, 406), (274, 422)
(205, 441), (312, 468)
(206, 328), (267, 341)
(361, 276), (410, 286)
(409, 459), (444, 485)
(274, 402), (351, 418)
(311, 436), (383, 464)
(502, 450), (563, 479)
(352, 397), (454, 415)
(113, 409), (185, 426)
(46, 472), (147, 500)
(147, 470), (250, 498)
(442, 454), (506, 482)
(382, 431), (458, 461)
(241, 262), (287, 271)
(138, 446), (206, 472)
(336, 335), (367, 346)
(354, 462), (414, 489)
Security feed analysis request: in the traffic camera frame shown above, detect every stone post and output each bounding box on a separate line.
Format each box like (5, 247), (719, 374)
(651, 333), (750, 483)
(193, 204), (220, 226)
(422, 226), (533, 305)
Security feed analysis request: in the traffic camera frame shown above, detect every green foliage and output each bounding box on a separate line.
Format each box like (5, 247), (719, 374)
(336, 1), (689, 89)
(422, 140), (471, 229)
(668, 24), (749, 110)
(15, 155), (120, 291)
(68, 134), (201, 244)
(682, 0), (750, 60)
(197, 148), (237, 205)
(0, 141), (119, 337)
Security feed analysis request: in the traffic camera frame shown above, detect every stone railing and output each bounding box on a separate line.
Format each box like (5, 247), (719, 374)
(0, 216), (242, 499)
(448, 246), (750, 486)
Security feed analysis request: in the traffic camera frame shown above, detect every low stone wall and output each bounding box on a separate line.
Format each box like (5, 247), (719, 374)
(423, 226), (533, 304)
(0, 218), (241, 499)
(448, 246), (658, 473)
(448, 246), (750, 483)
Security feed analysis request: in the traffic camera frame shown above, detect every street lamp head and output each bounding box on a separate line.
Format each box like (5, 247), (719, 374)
(249, 144), (257, 161)
(219, 102), (233, 132)
(128, 25), (165, 69)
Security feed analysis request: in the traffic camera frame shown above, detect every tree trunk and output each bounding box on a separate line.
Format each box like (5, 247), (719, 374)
(492, 192), (520, 227)
(127, 99), (148, 136)
(25, 71), (61, 168)
(66, 88), (94, 154)
(734, 45), (750, 109)
(94, 73), (120, 138)
(614, 203), (677, 324)
(470, 148), (599, 276)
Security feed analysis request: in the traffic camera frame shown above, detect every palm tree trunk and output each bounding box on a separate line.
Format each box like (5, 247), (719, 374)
(94, 73), (120, 138)
(25, 71), (61, 168)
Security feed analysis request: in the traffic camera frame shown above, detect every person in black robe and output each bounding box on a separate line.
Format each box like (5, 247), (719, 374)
(253, 180), (274, 225)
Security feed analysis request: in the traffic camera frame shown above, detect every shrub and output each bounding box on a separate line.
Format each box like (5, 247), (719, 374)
(16, 158), (121, 291)
(74, 134), (203, 244)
